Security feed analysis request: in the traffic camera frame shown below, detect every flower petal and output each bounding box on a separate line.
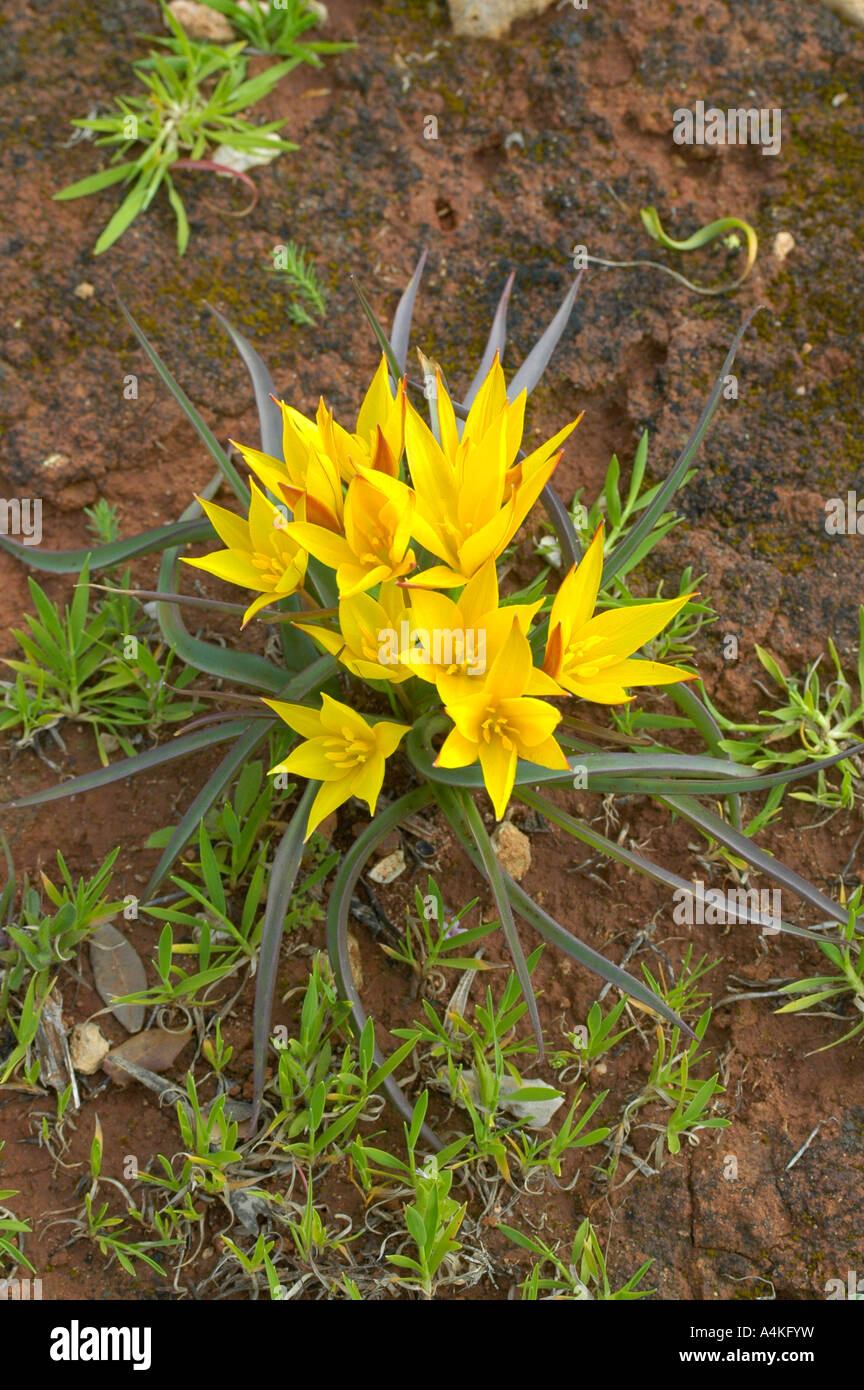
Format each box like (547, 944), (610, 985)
(263, 699), (325, 739)
(305, 778), (354, 839)
(577, 593), (692, 658)
(435, 726), (478, 768)
(478, 738), (518, 822)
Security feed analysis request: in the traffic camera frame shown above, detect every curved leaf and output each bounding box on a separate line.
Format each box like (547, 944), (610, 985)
(463, 270), (515, 409)
(251, 780), (319, 1128)
(4, 720), (254, 810)
(508, 271), (584, 401)
(459, 791), (543, 1053)
(662, 794), (847, 925)
(0, 518), (213, 574)
(390, 249), (428, 375)
(324, 786), (442, 1149)
(667, 680), (741, 830)
(116, 295), (249, 505)
(434, 785), (692, 1036)
(517, 788), (836, 944)
(143, 717), (272, 901)
(603, 307), (761, 586)
(206, 302), (282, 464)
(540, 483), (582, 568)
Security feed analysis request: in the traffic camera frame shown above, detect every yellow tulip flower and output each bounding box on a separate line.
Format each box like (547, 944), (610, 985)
(400, 356), (581, 588)
(315, 356), (405, 481)
(234, 357), (404, 496)
(543, 527), (696, 702)
(437, 619), (570, 821)
(285, 471), (416, 598)
(296, 581), (413, 685)
(400, 556), (560, 704)
(183, 481), (307, 627)
(264, 694), (410, 839)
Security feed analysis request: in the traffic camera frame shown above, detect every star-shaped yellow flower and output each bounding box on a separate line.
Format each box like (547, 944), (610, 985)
(234, 357), (404, 495)
(437, 618), (569, 821)
(264, 694), (410, 839)
(399, 356), (581, 589)
(315, 356), (405, 481)
(183, 481), (307, 626)
(401, 556), (559, 704)
(285, 471), (416, 598)
(543, 527), (696, 702)
(296, 581), (413, 685)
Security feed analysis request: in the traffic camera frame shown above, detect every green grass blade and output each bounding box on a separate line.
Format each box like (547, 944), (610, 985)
(54, 160), (140, 200)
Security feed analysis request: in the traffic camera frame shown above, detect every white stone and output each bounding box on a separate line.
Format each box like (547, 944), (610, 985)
(820, 0), (864, 28)
(448, 0), (558, 40)
(166, 2), (235, 44)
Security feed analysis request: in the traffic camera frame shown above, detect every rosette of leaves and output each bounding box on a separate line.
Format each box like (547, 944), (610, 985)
(2, 257), (860, 1152)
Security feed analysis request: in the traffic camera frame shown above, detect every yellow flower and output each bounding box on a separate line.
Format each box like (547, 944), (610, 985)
(183, 481), (307, 627)
(542, 527), (696, 702)
(296, 581), (413, 684)
(400, 355), (580, 588)
(400, 556), (560, 703)
(437, 619), (569, 821)
(234, 357), (404, 494)
(264, 694), (410, 839)
(315, 357), (405, 481)
(285, 471), (416, 598)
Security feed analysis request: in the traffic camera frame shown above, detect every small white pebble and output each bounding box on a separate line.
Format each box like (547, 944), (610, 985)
(772, 231), (796, 262)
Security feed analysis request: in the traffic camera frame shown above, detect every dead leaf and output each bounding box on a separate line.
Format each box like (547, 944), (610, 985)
(35, 993), (77, 1102)
(103, 1027), (192, 1085)
(347, 931), (364, 989)
(89, 922), (146, 1033)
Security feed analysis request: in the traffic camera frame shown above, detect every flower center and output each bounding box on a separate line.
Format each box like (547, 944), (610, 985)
(322, 731), (372, 770)
(481, 707), (514, 750)
(252, 552), (287, 580)
(566, 633), (617, 678)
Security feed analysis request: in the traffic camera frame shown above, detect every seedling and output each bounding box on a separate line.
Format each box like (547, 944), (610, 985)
(503, 1218), (654, 1300)
(55, 8), (300, 254)
(379, 875), (499, 992)
(198, 0), (355, 61)
(0, 1143), (35, 1275)
(705, 615), (864, 812)
(0, 561), (199, 763)
(776, 887), (864, 1049)
(271, 240), (329, 324)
